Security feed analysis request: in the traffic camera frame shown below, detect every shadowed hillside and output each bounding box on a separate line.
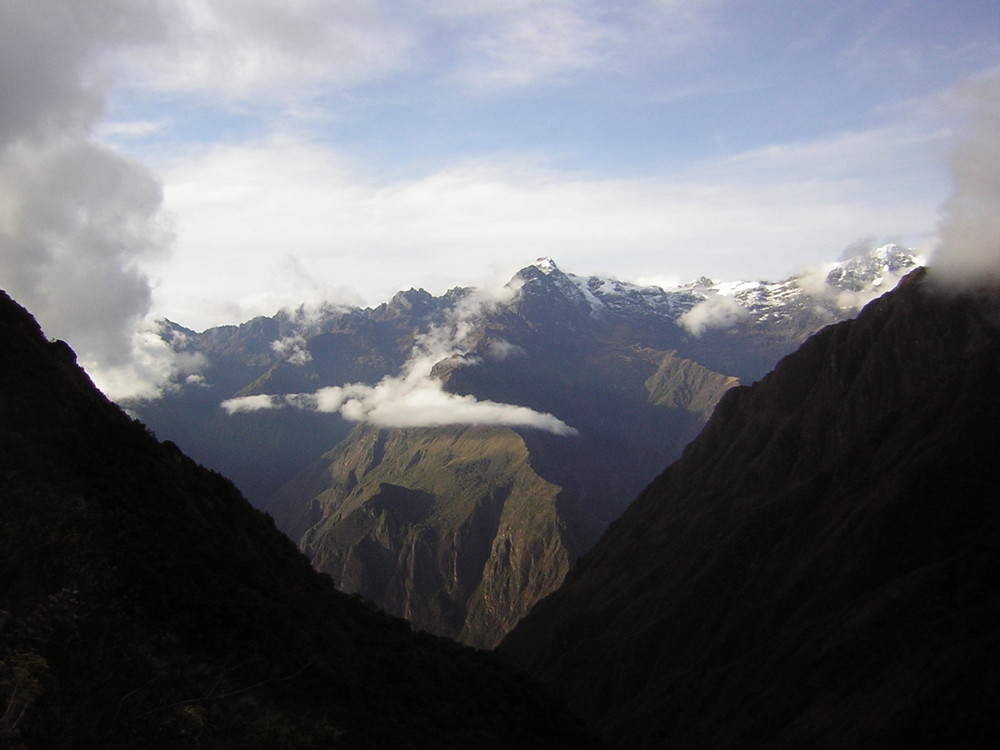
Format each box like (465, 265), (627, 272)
(502, 268), (1000, 749)
(0, 289), (600, 749)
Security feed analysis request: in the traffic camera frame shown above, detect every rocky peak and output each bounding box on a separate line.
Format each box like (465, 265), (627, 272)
(369, 287), (439, 321)
(825, 243), (921, 292)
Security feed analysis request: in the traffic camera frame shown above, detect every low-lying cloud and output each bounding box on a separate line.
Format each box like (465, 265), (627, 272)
(271, 333), (312, 366)
(678, 294), (749, 336)
(222, 290), (577, 437)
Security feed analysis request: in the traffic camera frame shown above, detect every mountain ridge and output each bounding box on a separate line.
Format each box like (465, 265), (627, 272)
(500, 267), (1000, 748)
(126, 245), (921, 647)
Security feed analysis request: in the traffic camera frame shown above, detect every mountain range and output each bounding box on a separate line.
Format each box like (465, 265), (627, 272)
(128, 245), (920, 647)
(0, 288), (599, 748)
(501, 267), (1000, 748)
(5, 247), (998, 747)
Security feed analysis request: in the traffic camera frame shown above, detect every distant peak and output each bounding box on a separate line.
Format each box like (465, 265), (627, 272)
(533, 257), (559, 274)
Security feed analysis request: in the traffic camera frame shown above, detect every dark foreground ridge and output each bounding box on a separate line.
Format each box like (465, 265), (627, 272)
(0, 288), (600, 749)
(502, 268), (1000, 749)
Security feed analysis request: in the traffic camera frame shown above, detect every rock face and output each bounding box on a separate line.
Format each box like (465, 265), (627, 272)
(501, 268), (1000, 749)
(0, 289), (600, 749)
(127, 247), (919, 647)
(286, 425), (568, 648)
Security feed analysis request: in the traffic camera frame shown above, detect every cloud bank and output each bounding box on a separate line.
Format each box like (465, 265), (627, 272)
(222, 289), (577, 436)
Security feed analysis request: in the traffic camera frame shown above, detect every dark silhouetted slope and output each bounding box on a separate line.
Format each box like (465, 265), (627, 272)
(502, 268), (1000, 749)
(0, 289), (599, 749)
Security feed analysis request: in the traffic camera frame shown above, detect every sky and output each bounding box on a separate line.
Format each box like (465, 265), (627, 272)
(1, 0), (999, 400)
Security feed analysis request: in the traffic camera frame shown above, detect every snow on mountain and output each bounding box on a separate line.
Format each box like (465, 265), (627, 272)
(150, 245), (922, 402)
(519, 245), (921, 332)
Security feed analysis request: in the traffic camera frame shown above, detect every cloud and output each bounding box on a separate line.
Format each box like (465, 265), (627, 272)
(928, 72), (1000, 284)
(271, 333), (312, 366)
(94, 330), (208, 401)
(0, 139), (169, 361)
(445, 0), (612, 87)
(221, 393), (281, 414)
(151, 119), (944, 331)
(486, 339), (526, 361)
(118, 0), (414, 100)
(434, 0), (721, 88)
(222, 289), (577, 436)
(0, 0), (162, 145)
(99, 0), (722, 103)
(678, 294), (749, 336)
(0, 1), (190, 401)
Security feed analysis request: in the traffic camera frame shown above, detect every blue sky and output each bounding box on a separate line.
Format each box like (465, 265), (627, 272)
(2, 0), (999, 397)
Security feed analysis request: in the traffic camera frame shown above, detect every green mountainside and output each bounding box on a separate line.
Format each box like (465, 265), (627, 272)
(502, 269), (1000, 748)
(0, 289), (600, 749)
(283, 425), (567, 649)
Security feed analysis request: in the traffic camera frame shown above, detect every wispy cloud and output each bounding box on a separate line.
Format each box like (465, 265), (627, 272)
(443, 0), (614, 88)
(425, 0), (720, 88)
(117, 0), (414, 101)
(222, 288), (577, 436)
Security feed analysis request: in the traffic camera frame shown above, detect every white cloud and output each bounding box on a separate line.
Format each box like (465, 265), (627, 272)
(221, 393), (281, 414)
(432, 0), (720, 88)
(98, 119), (171, 141)
(447, 1), (611, 87)
(118, 0), (414, 101)
(0, 138), (170, 361)
(221, 288), (577, 436)
(89, 330), (208, 402)
(486, 339), (526, 360)
(0, 1), (208, 401)
(678, 294), (748, 336)
(148, 117), (944, 330)
(928, 72), (1000, 284)
(271, 333), (312, 366)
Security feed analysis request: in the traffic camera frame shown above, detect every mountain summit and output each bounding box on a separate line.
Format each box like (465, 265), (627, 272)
(502, 268), (1000, 748)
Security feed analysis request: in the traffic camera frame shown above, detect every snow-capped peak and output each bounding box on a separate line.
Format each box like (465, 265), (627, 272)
(533, 257), (559, 275)
(508, 245), (922, 334)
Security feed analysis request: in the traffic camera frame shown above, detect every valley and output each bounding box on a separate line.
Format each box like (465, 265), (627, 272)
(127, 246), (918, 646)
